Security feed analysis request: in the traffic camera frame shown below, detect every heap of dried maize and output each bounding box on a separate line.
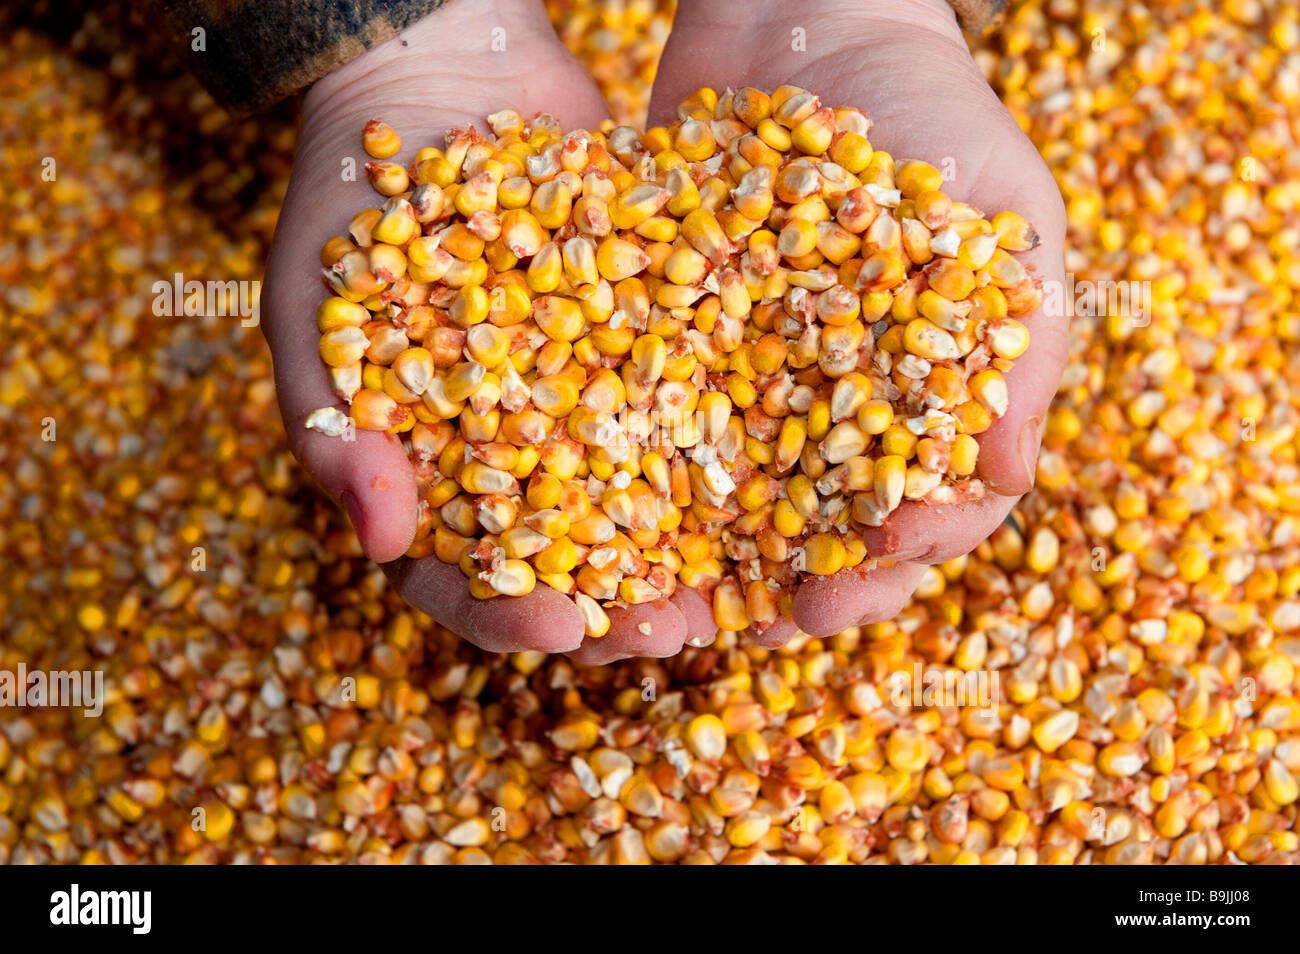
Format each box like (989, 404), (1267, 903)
(2, 0), (1299, 866)
(309, 88), (1040, 634)
(543, 0), (676, 126)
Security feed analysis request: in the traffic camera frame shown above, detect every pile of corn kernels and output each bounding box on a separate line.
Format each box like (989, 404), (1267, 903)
(1, 0), (1298, 864)
(310, 92), (1040, 630)
(545, 0), (676, 127)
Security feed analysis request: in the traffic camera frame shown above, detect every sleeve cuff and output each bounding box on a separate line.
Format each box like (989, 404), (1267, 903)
(157, 0), (450, 113)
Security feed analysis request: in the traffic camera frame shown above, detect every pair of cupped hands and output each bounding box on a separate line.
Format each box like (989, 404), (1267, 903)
(263, 0), (1067, 662)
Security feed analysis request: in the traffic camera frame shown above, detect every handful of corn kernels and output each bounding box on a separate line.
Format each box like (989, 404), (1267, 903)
(307, 86), (1041, 638)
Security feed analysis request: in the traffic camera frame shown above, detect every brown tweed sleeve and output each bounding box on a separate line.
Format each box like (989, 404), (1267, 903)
(945, 0), (1007, 32)
(156, 0), (452, 114)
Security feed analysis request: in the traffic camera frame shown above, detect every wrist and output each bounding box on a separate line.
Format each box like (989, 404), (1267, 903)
(305, 0), (560, 133)
(671, 0), (965, 46)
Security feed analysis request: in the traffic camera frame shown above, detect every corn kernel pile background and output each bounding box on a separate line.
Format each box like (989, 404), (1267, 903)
(2, 0), (1299, 864)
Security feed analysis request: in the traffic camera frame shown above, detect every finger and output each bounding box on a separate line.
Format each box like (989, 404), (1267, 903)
(262, 267), (419, 562)
(385, 556), (585, 653)
(792, 561), (929, 637)
(860, 493), (1017, 565)
(279, 377), (419, 564)
(747, 616), (800, 650)
(670, 587), (718, 646)
(970, 190), (1069, 497)
(567, 600), (688, 665)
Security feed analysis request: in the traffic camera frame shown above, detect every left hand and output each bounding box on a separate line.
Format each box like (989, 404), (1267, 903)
(262, 0), (719, 662)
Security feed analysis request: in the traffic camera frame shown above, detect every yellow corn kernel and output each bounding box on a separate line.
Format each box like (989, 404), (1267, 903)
(802, 533), (846, 576)
(362, 118), (401, 158)
(713, 578), (750, 631)
(991, 211), (1040, 251)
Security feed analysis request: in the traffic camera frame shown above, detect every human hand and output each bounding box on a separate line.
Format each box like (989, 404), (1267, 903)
(264, 0), (719, 660)
(649, 0), (1069, 643)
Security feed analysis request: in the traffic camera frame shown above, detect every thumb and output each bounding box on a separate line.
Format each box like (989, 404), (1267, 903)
(288, 405), (418, 565)
(262, 241), (417, 564)
(970, 187), (1069, 496)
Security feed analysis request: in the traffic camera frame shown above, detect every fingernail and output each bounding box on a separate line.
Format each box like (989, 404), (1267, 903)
(1018, 416), (1044, 490)
(340, 489), (365, 539)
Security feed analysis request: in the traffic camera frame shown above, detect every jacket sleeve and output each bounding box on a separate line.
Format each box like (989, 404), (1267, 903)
(947, 0), (1006, 33)
(160, 0), (1007, 114)
(157, 0), (451, 114)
